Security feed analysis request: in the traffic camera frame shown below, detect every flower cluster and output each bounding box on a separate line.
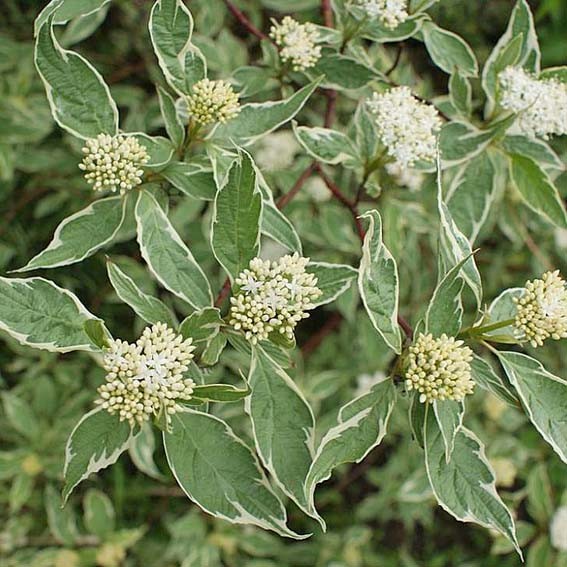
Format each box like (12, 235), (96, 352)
(229, 253), (322, 344)
(357, 0), (409, 29)
(270, 16), (322, 71)
(79, 134), (149, 194)
(186, 78), (241, 126)
(513, 270), (567, 347)
(367, 86), (442, 168)
(551, 506), (567, 551)
(405, 333), (474, 404)
(498, 66), (567, 139)
(97, 323), (195, 426)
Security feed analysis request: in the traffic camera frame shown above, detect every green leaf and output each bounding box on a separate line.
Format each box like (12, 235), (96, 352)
(497, 351), (567, 464)
(360, 13), (426, 43)
(307, 50), (380, 90)
(409, 393), (426, 448)
(128, 423), (164, 480)
(83, 489), (115, 538)
(10, 473), (33, 513)
(0, 276), (97, 352)
(439, 121), (494, 167)
(425, 256), (469, 337)
(470, 354), (519, 406)
(293, 123), (358, 165)
(63, 408), (136, 502)
(424, 409), (520, 555)
(305, 377), (396, 517)
(526, 463), (554, 525)
(358, 210), (402, 353)
(486, 287), (522, 342)
(422, 21), (479, 77)
(163, 408), (307, 539)
(307, 261), (357, 308)
(157, 86), (185, 148)
(131, 133), (174, 169)
(45, 484), (78, 546)
(449, 70), (472, 117)
(2, 393), (40, 442)
(247, 347), (320, 523)
(36, 0), (110, 31)
(212, 80), (320, 146)
(179, 307), (222, 343)
(500, 135), (563, 170)
(192, 383), (250, 403)
(84, 319), (110, 350)
(200, 332), (228, 366)
(509, 154), (567, 228)
(16, 196), (126, 271)
(35, 18), (118, 139)
(482, 0), (540, 111)
(261, 202), (302, 253)
(135, 189), (212, 309)
(437, 170), (483, 309)
(211, 152), (262, 281)
(540, 66), (567, 83)
(162, 161), (217, 200)
(447, 150), (504, 242)
(149, 0), (206, 95)
(107, 259), (177, 328)
(432, 400), (464, 462)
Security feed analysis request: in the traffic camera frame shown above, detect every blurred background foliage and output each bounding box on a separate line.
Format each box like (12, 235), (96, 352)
(1, 1), (567, 566)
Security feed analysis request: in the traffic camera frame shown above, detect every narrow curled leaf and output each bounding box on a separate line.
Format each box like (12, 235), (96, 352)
(433, 400), (464, 462)
(293, 123), (358, 165)
(0, 276), (97, 352)
(470, 354), (519, 406)
(107, 259), (177, 328)
(35, 18), (118, 139)
(247, 347), (320, 523)
(157, 86), (185, 148)
(192, 383), (250, 403)
(307, 262), (357, 308)
(497, 351), (567, 464)
(163, 408), (308, 539)
(64, 408), (136, 502)
(424, 408), (520, 555)
(179, 307), (223, 343)
(16, 196), (126, 272)
(358, 210), (402, 353)
(162, 162), (217, 201)
(128, 423), (164, 480)
(135, 190), (212, 309)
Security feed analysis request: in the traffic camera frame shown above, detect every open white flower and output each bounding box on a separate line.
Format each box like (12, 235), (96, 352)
(270, 16), (322, 71)
(367, 87), (442, 168)
(499, 66), (567, 140)
(229, 253), (322, 344)
(357, 0), (409, 29)
(186, 78), (240, 125)
(97, 323), (195, 426)
(514, 270), (567, 347)
(405, 333), (474, 403)
(79, 133), (149, 194)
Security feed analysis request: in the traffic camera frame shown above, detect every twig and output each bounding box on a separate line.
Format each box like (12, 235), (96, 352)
(276, 162), (317, 209)
(321, 0), (334, 28)
(223, 0), (268, 41)
(323, 89), (337, 128)
(214, 277), (232, 307)
(397, 315), (413, 340)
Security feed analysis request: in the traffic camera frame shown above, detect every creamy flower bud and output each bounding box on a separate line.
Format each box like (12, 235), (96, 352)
(405, 333), (474, 403)
(367, 87), (442, 168)
(499, 66), (567, 140)
(79, 133), (149, 194)
(357, 0), (409, 29)
(270, 16), (322, 71)
(96, 323), (195, 426)
(514, 270), (567, 347)
(186, 78), (240, 126)
(229, 253), (322, 344)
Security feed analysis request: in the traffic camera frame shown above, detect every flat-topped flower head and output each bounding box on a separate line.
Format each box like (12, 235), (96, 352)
(229, 253), (322, 344)
(186, 78), (240, 126)
(499, 66), (567, 140)
(270, 16), (322, 71)
(405, 333), (474, 404)
(357, 0), (409, 29)
(79, 133), (149, 194)
(514, 270), (567, 347)
(367, 86), (442, 168)
(97, 323), (195, 426)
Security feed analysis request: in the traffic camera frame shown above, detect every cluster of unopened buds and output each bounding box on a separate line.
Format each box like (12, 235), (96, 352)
(79, 133), (149, 194)
(97, 323), (195, 426)
(229, 253), (322, 344)
(270, 16), (322, 72)
(186, 78), (241, 126)
(367, 86), (442, 168)
(514, 270), (567, 347)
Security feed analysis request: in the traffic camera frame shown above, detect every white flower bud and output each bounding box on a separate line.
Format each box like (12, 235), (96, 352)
(270, 17), (322, 72)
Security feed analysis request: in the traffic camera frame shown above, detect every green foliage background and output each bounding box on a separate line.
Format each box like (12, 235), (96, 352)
(1, 1), (567, 566)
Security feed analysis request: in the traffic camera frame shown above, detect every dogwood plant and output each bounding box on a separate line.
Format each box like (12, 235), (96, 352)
(1, 0), (567, 555)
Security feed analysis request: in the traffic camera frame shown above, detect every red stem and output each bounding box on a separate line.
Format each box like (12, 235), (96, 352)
(223, 0), (268, 41)
(321, 0), (334, 28)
